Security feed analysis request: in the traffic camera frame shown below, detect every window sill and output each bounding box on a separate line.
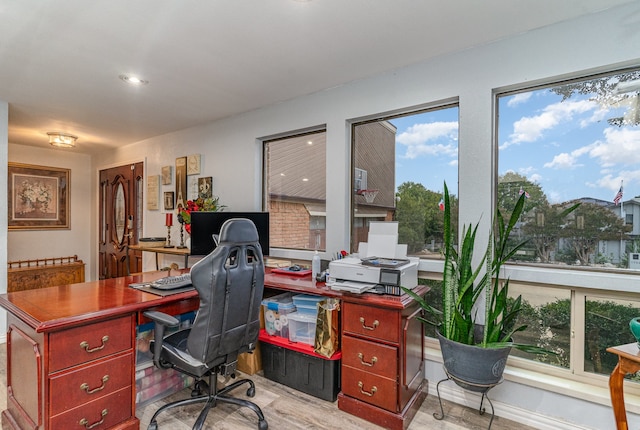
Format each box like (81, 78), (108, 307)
(424, 344), (640, 416)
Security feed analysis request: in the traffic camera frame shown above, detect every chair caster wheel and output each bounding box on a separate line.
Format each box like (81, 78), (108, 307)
(258, 419), (268, 430)
(247, 386), (256, 397)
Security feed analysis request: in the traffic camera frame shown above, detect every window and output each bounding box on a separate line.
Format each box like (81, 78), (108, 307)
(351, 104), (459, 256)
(496, 68), (640, 389)
(497, 69), (640, 270)
(264, 130), (326, 251)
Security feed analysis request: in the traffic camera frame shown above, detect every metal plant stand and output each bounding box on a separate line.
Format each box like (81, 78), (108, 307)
(433, 366), (503, 430)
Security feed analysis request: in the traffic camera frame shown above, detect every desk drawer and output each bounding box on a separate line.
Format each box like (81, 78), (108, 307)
(49, 352), (133, 415)
(342, 335), (397, 379)
(342, 366), (397, 412)
(50, 386), (132, 429)
(50, 316), (133, 372)
(342, 302), (399, 343)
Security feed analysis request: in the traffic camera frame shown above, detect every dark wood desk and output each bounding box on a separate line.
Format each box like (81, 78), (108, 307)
(0, 269), (427, 430)
(607, 343), (640, 430)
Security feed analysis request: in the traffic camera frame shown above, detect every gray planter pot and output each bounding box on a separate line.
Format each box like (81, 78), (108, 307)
(437, 329), (511, 392)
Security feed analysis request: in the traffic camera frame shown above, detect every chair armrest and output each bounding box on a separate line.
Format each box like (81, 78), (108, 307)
(144, 310), (181, 327)
(143, 311), (181, 368)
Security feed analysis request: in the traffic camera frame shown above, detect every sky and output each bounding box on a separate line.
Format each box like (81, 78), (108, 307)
(389, 77), (640, 204)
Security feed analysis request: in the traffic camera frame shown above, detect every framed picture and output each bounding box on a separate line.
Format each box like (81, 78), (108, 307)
(161, 166), (172, 185)
(175, 157), (187, 209)
(188, 175), (199, 200)
(8, 163), (70, 230)
(187, 154), (201, 175)
(147, 175), (160, 210)
(164, 191), (175, 210)
(199, 177), (213, 198)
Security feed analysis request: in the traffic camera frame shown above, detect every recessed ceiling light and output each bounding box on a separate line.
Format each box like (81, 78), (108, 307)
(119, 74), (149, 85)
(307, 140), (313, 145)
(302, 178), (309, 182)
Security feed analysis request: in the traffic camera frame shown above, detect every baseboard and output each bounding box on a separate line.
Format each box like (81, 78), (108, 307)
(430, 382), (593, 430)
(0, 333), (6, 344)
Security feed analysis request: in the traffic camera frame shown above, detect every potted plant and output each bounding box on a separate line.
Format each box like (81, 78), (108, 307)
(404, 182), (574, 391)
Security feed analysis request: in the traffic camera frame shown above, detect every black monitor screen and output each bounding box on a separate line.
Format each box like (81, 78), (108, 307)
(189, 211), (270, 256)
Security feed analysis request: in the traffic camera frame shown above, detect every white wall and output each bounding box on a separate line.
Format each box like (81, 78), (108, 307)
(7, 144), (94, 276)
(2, 3), (640, 428)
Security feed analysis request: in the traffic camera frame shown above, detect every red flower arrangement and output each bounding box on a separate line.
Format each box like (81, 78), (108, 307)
(177, 196), (225, 234)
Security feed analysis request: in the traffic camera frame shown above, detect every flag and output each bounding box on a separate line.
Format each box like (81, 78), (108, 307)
(438, 198), (444, 211)
(518, 187), (530, 199)
(614, 185), (623, 205)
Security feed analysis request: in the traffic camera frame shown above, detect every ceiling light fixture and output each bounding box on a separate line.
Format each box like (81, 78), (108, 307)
(47, 132), (77, 148)
(119, 74), (149, 85)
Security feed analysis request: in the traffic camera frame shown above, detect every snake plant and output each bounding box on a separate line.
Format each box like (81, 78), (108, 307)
(404, 182), (576, 353)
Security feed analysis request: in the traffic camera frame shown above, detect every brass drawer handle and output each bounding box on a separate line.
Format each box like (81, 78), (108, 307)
(80, 335), (109, 353)
(80, 375), (109, 394)
(358, 381), (377, 397)
(357, 352), (377, 367)
(79, 409), (107, 429)
(359, 317), (379, 331)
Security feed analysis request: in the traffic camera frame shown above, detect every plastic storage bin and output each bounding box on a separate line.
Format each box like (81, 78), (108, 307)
(292, 294), (324, 316)
(262, 292), (296, 339)
(287, 312), (318, 346)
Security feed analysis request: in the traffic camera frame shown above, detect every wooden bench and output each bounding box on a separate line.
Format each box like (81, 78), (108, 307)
(7, 255), (85, 293)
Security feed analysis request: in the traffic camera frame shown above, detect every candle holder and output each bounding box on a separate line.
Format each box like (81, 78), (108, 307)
(177, 223), (187, 249)
(164, 225), (172, 248)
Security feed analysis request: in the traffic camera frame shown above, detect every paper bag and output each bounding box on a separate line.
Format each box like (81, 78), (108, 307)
(314, 298), (340, 358)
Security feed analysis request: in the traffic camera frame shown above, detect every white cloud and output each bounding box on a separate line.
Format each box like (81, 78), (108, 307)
(544, 152), (583, 169)
(507, 93), (532, 107)
(396, 121), (458, 159)
(504, 99), (596, 149)
(587, 127), (640, 166)
(530, 173), (542, 183)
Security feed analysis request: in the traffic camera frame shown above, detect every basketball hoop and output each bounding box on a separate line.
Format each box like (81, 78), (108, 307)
(357, 189), (379, 203)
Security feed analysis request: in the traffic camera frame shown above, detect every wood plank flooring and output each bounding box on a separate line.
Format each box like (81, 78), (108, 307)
(0, 343), (535, 429)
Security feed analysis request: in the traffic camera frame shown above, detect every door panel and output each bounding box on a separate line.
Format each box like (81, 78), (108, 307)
(99, 163), (143, 279)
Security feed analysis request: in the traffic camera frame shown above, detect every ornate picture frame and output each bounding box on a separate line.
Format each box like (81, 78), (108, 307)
(8, 162), (70, 230)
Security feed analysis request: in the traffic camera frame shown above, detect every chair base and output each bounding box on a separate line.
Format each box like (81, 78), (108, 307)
(147, 370), (268, 430)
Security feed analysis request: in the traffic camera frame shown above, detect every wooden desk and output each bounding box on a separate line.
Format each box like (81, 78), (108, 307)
(607, 343), (640, 430)
(0, 269), (428, 430)
(0, 270), (198, 430)
(126, 244), (190, 274)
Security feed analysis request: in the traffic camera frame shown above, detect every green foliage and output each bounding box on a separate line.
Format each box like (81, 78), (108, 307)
(395, 181), (458, 254)
(404, 182), (564, 354)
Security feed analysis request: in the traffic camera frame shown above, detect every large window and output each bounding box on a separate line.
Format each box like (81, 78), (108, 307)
(497, 68), (640, 387)
(264, 129), (326, 251)
(351, 104), (459, 256)
(497, 69), (640, 270)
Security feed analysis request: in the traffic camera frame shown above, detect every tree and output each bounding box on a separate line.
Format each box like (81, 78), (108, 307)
(551, 70), (640, 127)
(560, 203), (630, 265)
(395, 182), (458, 254)
(498, 172), (547, 218)
(522, 203), (580, 263)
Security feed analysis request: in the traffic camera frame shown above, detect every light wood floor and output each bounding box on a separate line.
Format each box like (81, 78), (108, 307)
(0, 343), (535, 429)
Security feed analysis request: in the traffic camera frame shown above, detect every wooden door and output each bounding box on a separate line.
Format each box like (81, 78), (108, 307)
(99, 162), (144, 279)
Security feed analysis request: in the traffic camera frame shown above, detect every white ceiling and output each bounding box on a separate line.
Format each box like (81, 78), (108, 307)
(0, 0), (634, 155)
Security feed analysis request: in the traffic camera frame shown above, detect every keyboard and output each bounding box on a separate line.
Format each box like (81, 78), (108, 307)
(150, 273), (192, 290)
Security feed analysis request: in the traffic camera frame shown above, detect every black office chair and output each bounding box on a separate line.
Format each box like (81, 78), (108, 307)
(144, 218), (268, 430)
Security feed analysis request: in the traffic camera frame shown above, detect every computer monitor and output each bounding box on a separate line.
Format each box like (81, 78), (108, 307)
(189, 211), (270, 256)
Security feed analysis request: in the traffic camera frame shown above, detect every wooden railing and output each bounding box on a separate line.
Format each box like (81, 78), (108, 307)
(7, 255), (85, 292)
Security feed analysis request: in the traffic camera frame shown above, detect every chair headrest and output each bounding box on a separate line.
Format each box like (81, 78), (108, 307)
(219, 218), (259, 244)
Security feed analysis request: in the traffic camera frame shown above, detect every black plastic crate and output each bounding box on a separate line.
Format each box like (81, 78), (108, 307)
(259, 330), (341, 402)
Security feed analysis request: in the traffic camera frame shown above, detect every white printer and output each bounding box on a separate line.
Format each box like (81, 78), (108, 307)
(328, 222), (418, 295)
